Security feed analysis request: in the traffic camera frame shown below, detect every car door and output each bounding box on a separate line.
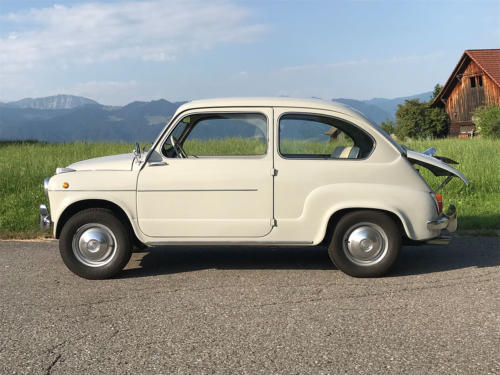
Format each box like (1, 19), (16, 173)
(136, 108), (275, 238)
(272, 108), (376, 240)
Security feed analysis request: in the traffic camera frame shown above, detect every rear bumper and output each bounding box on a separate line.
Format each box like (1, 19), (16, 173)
(424, 204), (457, 246)
(427, 204), (457, 232)
(39, 204), (52, 232)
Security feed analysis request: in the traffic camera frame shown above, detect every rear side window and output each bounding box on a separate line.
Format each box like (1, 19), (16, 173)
(279, 114), (374, 159)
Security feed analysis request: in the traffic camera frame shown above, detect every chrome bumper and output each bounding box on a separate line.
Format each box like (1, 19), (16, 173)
(427, 204), (457, 232)
(424, 204), (457, 246)
(39, 204), (52, 232)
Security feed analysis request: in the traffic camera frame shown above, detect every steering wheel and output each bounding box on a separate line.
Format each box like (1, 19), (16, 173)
(170, 136), (188, 158)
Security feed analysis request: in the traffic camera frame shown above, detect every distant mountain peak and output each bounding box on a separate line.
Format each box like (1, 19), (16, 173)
(6, 94), (99, 110)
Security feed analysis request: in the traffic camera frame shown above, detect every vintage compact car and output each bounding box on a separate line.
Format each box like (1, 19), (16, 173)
(40, 98), (468, 279)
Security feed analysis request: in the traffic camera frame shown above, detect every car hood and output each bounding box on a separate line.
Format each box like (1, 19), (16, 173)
(406, 149), (469, 185)
(67, 153), (136, 171)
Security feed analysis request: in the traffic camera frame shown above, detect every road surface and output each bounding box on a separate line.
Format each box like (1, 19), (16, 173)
(0, 238), (498, 374)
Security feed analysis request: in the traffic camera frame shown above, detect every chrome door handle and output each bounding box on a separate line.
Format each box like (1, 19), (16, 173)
(148, 161), (167, 167)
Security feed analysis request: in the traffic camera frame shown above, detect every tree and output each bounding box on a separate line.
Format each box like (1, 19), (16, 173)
(381, 119), (396, 135)
(380, 83), (448, 140)
(473, 104), (500, 139)
(392, 99), (447, 139)
(431, 83), (443, 100)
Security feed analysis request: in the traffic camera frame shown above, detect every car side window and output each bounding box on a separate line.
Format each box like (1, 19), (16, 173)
(163, 113), (267, 158)
(279, 114), (374, 159)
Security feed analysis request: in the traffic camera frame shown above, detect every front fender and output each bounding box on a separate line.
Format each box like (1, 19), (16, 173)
(50, 192), (138, 239)
(47, 171), (139, 238)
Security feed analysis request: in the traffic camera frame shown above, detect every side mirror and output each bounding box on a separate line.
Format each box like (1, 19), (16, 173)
(133, 142), (142, 164)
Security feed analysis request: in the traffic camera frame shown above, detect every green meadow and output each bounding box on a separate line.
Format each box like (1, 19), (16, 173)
(0, 138), (498, 238)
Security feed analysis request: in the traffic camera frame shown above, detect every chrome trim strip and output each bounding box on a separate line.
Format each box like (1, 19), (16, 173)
(50, 189), (135, 192)
(137, 189), (258, 192)
(148, 241), (314, 246)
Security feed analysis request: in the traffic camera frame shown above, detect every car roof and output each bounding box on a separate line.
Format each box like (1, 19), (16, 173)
(175, 97), (368, 121)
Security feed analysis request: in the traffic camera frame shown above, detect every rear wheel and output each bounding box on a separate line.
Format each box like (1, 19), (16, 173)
(59, 208), (132, 279)
(328, 210), (401, 277)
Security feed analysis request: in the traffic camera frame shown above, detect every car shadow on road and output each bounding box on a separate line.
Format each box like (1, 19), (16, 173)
(120, 245), (335, 278)
(119, 237), (500, 279)
(390, 237), (500, 277)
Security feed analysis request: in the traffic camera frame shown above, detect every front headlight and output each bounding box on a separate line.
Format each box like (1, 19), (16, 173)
(44, 177), (50, 198)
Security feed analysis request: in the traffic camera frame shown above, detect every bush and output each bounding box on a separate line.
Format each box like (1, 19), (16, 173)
(473, 104), (500, 139)
(381, 119), (396, 135)
(389, 99), (448, 140)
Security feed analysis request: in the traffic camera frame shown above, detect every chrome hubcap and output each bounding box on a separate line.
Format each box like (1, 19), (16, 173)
(72, 224), (117, 267)
(343, 222), (388, 266)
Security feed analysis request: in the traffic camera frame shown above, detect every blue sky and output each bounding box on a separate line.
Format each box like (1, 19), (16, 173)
(0, 0), (499, 105)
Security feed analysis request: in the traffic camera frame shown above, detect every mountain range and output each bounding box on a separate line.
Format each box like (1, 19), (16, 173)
(0, 93), (432, 142)
(0, 95), (99, 110)
(332, 92), (432, 125)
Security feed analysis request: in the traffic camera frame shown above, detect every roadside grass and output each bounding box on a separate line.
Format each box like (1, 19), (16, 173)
(0, 138), (498, 239)
(0, 141), (132, 238)
(404, 138), (499, 231)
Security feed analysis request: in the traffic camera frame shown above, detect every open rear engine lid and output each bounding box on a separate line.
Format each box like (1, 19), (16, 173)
(405, 148), (469, 187)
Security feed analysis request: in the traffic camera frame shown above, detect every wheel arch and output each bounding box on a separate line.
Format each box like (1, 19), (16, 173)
(319, 207), (408, 246)
(55, 199), (142, 246)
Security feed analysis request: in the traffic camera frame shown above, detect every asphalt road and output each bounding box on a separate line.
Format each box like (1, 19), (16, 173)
(0, 238), (498, 375)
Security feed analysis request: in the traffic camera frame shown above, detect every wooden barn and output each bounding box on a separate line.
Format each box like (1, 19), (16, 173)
(432, 49), (500, 137)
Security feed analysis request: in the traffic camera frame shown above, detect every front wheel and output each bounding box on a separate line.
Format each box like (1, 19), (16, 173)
(328, 210), (401, 277)
(59, 208), (132, 279)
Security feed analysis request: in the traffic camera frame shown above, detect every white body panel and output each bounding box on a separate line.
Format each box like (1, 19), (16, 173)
(46, 97), (460, 245)
(137, 157), (273, 237)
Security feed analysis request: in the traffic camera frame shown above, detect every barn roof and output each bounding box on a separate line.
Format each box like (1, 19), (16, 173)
(467, 49), (500, 86)
(432, 49), (500, 106)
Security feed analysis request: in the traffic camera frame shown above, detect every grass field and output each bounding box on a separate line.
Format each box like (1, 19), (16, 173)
(0, 138), (498, 238)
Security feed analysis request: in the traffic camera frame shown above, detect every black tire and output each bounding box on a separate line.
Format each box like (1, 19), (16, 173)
(328, 210), (401, 277)
(59, 208), (132, 279)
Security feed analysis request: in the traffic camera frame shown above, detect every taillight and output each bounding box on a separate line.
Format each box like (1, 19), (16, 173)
(435, 193), (443, 213)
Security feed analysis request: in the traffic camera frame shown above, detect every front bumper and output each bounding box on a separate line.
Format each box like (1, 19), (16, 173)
(39, 204), (52, 232)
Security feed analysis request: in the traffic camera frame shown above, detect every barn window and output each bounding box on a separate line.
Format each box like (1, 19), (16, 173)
(470, 77), (476, 88)
(478, 76), (483, 86)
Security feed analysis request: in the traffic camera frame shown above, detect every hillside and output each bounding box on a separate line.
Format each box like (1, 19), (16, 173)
(332, 91), (432, 124)
(0, 92), (432, 142)
(3, 94), (99, 110)
(0, 98), (185, 143)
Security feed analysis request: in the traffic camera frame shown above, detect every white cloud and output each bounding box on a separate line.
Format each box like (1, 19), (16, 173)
(0, 0), (267, 73)
(281, 53), (445, 72)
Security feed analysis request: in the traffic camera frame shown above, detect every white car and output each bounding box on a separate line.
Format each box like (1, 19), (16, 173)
(40, 98), (468, 279)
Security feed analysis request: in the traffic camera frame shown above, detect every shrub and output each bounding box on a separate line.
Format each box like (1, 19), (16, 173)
(391, 99), (448, 140)
(473, 104), (500, 139)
